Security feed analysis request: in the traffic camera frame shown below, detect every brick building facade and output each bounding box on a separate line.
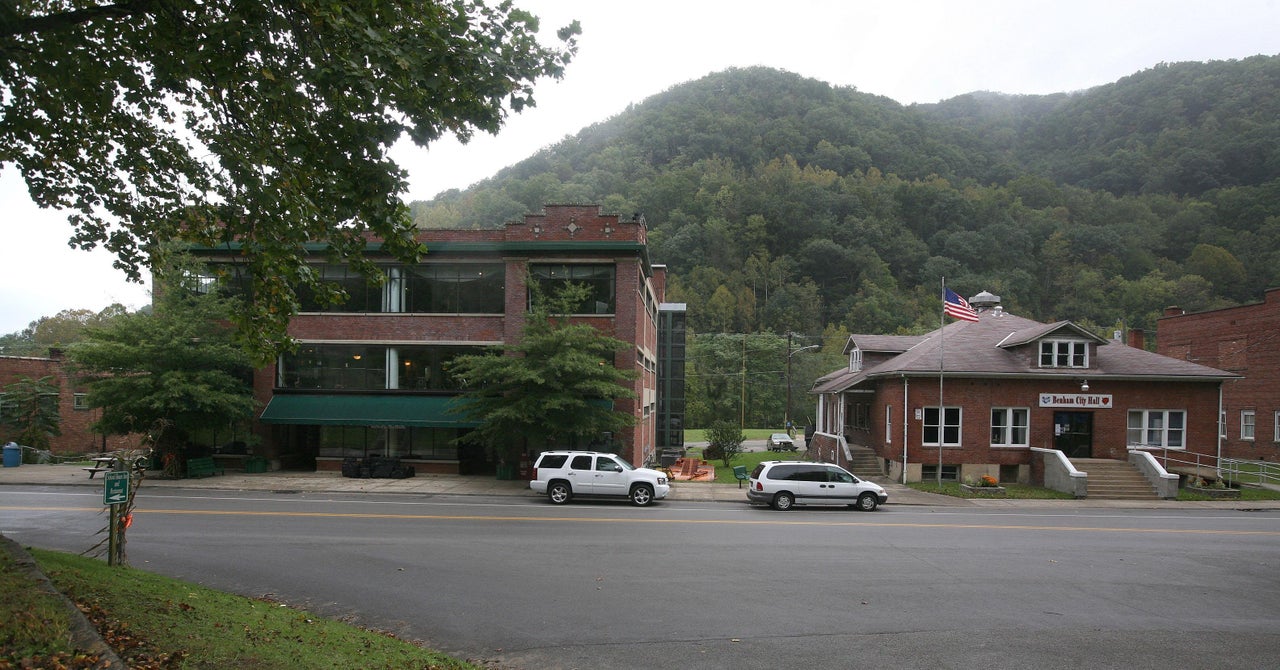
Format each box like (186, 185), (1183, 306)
(0, 351), (120, 456)
(811, 292), (1234, 484)
(197, 205), (667, 475)
(1157, 287), (1280, 462)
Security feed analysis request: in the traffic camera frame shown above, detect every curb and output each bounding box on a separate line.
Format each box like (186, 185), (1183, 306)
(0, 534), (125, 669)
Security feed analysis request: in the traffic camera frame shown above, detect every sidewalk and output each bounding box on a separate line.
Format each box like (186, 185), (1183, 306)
(3, 463), (1278, 509)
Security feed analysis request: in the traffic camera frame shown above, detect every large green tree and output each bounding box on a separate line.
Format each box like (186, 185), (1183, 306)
(68, 288), (256, 476)
(448, 283), (636, 462)
(2, 1), (579, 360)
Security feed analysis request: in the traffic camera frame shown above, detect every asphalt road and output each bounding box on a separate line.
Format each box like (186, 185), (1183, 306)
(4, 485), (1280, 669)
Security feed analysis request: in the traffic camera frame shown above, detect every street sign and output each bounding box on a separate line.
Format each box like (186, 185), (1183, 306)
(103, 470), (130, 505)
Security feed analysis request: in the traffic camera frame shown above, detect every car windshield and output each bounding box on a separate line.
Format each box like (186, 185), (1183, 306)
(771, 434), (790, 440)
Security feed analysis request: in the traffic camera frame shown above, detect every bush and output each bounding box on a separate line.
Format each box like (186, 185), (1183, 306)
(706, 421), (744, 468)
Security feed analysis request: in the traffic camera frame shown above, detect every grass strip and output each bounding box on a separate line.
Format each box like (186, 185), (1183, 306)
(27, 548), (479, 670)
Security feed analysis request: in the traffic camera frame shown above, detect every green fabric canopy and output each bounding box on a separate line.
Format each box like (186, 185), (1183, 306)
(258, 394), (476, 427)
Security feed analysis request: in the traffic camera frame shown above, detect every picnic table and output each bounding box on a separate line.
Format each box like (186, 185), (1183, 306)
(84, 456), (115, 479)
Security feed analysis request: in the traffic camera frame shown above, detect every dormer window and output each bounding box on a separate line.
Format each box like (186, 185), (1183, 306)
(1039, 340), (1088, 368)
(849, 348), (862, 372)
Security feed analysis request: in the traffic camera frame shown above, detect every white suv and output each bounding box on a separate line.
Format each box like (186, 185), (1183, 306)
(747, 461), (887, 511)
(530, 451), (670, 506)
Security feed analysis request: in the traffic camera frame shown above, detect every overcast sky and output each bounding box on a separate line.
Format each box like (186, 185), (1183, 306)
(2, 0), (1277, 335)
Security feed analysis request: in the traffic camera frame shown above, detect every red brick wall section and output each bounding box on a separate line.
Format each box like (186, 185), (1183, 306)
(0, 355), (142, 456)
(862, 377), (1221, 466)
(1158, 288), (1280, 461)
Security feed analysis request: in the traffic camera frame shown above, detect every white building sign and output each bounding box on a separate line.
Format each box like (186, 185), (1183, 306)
(1039, 393), (1113, 409)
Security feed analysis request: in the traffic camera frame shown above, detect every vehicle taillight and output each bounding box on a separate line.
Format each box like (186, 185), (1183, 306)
(531, 467), (538, 480)
(754, 481), (763, 491)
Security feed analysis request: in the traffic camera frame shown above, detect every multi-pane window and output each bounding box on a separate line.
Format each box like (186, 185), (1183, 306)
(923, 406), (962, 446)
(1039, 340), (1088, 368)
(401, 263), (504, 313)
(294, 263), (505, 314)
(73, 393), (90, 410)
(530, 264), (615, 314)
(991, 408), (1029, 447)
(317, 425), (462, 460)
(849, 348), (862, 372)
(1241, 410), (1255, 441)
(279, 344), (485, 391)
(885, 405), (892, 444)
(1127, 410), (1186, 448)
(1274, 411), (1280, 442)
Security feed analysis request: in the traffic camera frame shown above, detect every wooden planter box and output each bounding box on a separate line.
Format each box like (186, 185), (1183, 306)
(960, 484), (1006, 495)
(1185, 486), (1241, 499)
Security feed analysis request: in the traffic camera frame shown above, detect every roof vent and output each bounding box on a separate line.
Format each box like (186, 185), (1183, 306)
(968, 290), (1001, 312)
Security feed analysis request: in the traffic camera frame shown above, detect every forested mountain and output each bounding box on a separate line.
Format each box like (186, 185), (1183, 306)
(412, 57), (1280, 346)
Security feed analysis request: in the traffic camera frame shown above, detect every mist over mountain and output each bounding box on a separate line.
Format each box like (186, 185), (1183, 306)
(411, 56), (1280, 340)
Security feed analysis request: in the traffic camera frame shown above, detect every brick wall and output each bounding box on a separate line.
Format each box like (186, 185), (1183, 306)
(1158, 288), (1280, 461)
(0, 354), (139, 455)
(862, 376), (1221, 471)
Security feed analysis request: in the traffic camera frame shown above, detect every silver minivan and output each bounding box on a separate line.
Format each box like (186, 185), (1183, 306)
(746, 461), (887, 511)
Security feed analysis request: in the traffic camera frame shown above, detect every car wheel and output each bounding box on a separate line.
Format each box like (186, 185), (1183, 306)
(630, 484), (654, 506)
(547, 481), (572, 505)
(771, 491), (795, 511)
(855, 493), (878, 511)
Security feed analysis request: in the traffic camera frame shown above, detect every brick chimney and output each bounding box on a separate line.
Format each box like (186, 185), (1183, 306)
(1163, 306), (1185, 317)
(1127, 329), (1145, 350)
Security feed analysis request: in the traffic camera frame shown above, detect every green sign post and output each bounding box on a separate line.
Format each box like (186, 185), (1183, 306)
(103, 470), (130, 505)
(103, 469), (131, 565)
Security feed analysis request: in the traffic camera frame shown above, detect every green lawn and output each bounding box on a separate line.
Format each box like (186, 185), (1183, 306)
(682, 427), (782, 444)
(680, 446), (806, 485)
(8, 548), (478, 669)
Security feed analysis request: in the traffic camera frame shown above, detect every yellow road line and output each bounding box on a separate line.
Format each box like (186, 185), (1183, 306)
(4, 506), (1280, 536)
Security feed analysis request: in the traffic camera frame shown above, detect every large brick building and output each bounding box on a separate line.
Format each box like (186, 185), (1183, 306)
(810, 291), (1235, 486)
(1157, 288), (1280, 462)
(196, 205), (670, 475)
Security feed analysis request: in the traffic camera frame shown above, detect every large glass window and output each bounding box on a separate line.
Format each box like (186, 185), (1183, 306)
(1039, 340), (1088, 368)
(530, 264), (615, 314)
(296, 265), (382, 312)
(279, 344), (483, 391)
(923, 406), (962, 446)
(316, 426), (461, 459)
(1241, 410), (1255, 441)
(991, 407), (1029, 447)
(1127, 410), (1185, 448)
(403, 263), (504, 313)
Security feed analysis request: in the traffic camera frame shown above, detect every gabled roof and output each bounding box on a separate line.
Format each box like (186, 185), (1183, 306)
(843, 334), (927, 355)
(812, 310), (1236, 394)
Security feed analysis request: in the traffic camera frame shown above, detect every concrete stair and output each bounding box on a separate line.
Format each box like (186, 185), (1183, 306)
(845, 446), (883, 479)
(1073, 458), (1159, 499)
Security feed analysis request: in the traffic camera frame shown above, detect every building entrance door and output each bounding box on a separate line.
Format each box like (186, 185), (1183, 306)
(1053, 411), (1093, 458)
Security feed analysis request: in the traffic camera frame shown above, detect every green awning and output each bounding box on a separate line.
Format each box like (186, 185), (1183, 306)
(258, 394), (477, 427)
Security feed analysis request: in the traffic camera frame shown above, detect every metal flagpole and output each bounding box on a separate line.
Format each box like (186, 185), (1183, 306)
(938, 277), (946, 486)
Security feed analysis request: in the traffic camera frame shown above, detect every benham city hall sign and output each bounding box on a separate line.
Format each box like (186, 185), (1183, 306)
(1039, 393), (1113, 409)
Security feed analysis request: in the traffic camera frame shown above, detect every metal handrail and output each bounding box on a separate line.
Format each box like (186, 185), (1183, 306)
(1129, 447), (1218, 478)
(1221, 458), (1280, 488)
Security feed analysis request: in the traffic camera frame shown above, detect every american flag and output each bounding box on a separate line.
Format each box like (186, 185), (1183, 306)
(944, 288), (979, 322)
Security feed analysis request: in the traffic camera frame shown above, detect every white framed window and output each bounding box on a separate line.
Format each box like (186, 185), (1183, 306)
(73, 393), (90, 410)
(1127, 410), (1185, 449)
(885, 405), (892, 443)
(923, 406), (961, 446)
(1220, 409), (1227, 438)
(849, 348), (862, 372)
(1039, 340), (1088, 368)
(1241, 410), (1255, 441)
(991, 407), (1029, 447)
(1274, 411), (1280, 442)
